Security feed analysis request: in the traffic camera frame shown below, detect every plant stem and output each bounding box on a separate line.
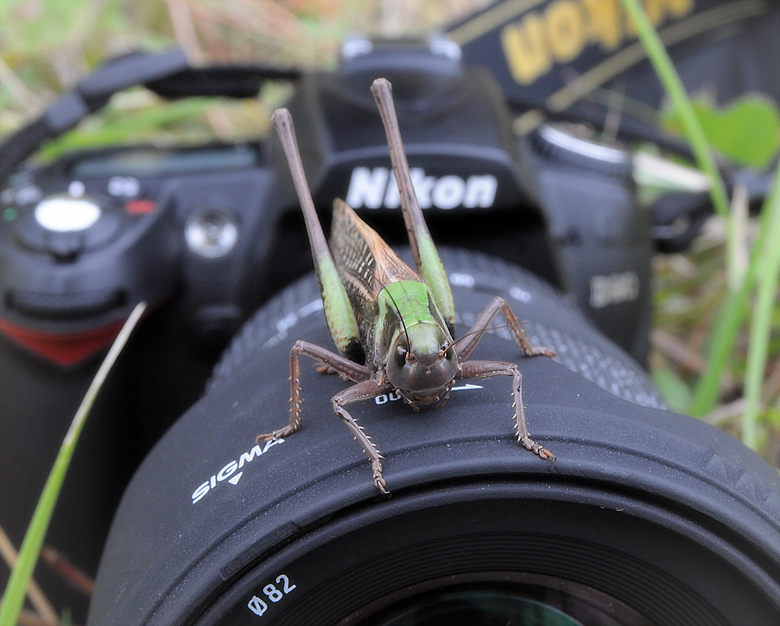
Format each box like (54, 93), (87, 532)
(618, 0), (730, 221)
(691, 166), (779, 416)
(742, 166), (780, 448)
(0, 303), (146, 626)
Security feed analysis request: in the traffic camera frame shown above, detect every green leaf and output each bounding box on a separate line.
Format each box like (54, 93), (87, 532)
(38, 97), (217, 161)
(652, 367), (693, 413)
(663, 95), (780, 168)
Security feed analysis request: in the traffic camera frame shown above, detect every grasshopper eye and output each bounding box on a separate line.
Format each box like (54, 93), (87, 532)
(395, 344), (408, 367)
(440, 341), (455, 360)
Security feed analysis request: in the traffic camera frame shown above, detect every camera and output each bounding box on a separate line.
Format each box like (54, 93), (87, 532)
(0, 35), (777, 624)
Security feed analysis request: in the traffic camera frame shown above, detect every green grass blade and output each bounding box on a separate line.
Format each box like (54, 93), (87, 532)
(742, 165), (780, 448)
(690, 168), (779, 416)
(0, 302), (147, 626)
(689, 277), (751, 416)
(618, 0), (730, 220)
(618, 0), (739, 291)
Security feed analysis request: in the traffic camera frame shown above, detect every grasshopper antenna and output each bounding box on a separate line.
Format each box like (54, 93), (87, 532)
(377, 276), (412, 352)
(369, 78), (429, 271)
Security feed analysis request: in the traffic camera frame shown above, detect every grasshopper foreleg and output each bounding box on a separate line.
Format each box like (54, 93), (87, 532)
(456, 296), (555, 361)
(458, 360), (555, 461)
(257, 340), (371, 441)
(455, 296), (555, 461)
(257, 341), (392, 494)
(332, 379), (395, 494)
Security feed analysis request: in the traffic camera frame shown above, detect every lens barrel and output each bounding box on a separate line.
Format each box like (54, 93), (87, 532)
(88, 250), (780, 626)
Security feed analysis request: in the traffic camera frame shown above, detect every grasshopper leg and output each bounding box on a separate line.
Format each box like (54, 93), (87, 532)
(257, 340), (371, 441)
(456, 296), (555, 362)
(332, 379), (395, 494)
(458, 359), (556, 462)
(371, 78), (456, 335)
(272, 108), (361, 360)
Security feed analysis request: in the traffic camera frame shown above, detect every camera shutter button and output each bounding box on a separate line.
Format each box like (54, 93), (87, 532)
(35, 196), (101, 232)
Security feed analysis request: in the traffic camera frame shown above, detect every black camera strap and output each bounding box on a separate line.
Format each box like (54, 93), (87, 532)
(0, 48), (300, 185)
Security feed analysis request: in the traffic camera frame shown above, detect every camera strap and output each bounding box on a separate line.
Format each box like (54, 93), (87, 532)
(0, 49), (300, 185)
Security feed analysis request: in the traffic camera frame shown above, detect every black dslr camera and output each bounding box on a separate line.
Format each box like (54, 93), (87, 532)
(1, 37), (778, 625)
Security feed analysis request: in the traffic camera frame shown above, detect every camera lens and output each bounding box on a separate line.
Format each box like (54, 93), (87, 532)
(342, 573), (651, 626)
(363, 589), (589, 626)
(88, 250), (780, 626)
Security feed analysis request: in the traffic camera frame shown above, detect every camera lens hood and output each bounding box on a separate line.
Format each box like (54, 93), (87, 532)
(88, 250), (780, 626)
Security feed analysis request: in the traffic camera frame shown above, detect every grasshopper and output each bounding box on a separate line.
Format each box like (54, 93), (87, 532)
(259, 78), (555, 494)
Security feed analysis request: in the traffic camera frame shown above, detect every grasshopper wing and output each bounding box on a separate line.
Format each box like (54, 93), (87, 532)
(330, 198), (419, 320)
(371, 78), (456, 336)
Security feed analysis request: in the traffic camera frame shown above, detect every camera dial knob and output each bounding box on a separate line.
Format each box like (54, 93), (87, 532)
(15, 193), (122, 259)
(34, 194), (101, 232)
(532, 124), (632, 177)
(185, 209), (238, 258)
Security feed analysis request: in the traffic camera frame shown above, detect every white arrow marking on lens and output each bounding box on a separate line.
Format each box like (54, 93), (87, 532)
(451, 384), (483, 391)
(228, 472), (243, 485)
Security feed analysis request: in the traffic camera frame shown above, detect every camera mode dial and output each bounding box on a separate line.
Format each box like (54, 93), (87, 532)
(15, 192), (122, 259)
(0, 176), (180, 342)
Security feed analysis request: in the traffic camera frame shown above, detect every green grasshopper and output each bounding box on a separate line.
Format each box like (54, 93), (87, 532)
(259, 78), (555, 494)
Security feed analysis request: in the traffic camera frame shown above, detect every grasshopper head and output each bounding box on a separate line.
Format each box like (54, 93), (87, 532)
(386, 321), (459, 404)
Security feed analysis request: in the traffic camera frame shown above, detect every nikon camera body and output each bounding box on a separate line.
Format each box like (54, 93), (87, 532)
(0, 40), (651, 617)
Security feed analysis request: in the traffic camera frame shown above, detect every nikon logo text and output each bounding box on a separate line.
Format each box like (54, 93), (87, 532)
(500, 0), (693, 86)
(346, 167), (498, 210)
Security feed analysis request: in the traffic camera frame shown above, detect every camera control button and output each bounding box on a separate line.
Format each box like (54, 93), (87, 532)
(34, 196), (101, 232)
(185, 210), (238, 258)
(108, 176), (142, 198)
(124, 199), (158, 215)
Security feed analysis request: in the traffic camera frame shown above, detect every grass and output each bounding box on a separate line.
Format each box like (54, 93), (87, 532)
(620, 0), (776, 446)
(0, 303), (146, 626)
(619, 0), (780, 461)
